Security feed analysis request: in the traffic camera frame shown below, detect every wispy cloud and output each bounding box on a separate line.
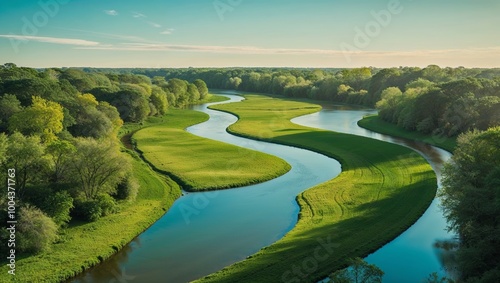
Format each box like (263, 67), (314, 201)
(75, 43), (500, 58)
(160, 28), (175, 35)
(0, 35), (100, 46)
(104, 10), (118, 16)
(147, 21), (162, 28)
(132, 12), (146, 18)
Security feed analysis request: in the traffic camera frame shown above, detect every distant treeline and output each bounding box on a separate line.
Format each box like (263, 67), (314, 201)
(100, 66), (499, 138)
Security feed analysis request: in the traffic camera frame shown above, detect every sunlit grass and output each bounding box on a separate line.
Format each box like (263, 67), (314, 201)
(197, 95), (437, 283)
(0, 153), (181, 283)
(133, 108), (291, 191)
(358, 114), (457, 152)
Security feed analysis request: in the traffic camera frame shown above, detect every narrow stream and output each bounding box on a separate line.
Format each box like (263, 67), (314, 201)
(70, 92), (454, 283)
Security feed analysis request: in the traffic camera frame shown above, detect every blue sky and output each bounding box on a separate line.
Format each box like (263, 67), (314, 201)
(0, 0), (499, 68)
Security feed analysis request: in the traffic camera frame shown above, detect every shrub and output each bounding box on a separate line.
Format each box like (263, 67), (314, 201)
(113, 174), (139, 201)
(18, 205), (58, 254)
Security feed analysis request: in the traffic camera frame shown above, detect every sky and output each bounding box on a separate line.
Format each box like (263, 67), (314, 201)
(0, 0), (499, 68)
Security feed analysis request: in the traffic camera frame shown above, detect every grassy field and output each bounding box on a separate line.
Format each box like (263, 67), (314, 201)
(358, 115), (457, 152)
(195, 95), (437, 283)
(0, 152), (181, 283)
(133, 109), (291, 191)
(0, 95), (228, 283)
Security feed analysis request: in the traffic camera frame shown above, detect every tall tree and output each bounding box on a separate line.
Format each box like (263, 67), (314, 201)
(441, 127), (500, 281)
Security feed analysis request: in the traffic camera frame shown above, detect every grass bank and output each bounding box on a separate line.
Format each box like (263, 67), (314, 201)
(358, 115), (457, 152)
(0, 152), (181, 283)
(196, 95), (437, 283)
(133, 108), (291, 191)
(0, 96), (229, 283)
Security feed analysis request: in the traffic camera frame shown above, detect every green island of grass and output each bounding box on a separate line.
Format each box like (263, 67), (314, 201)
(196, 94), (437, 283)
(358, 114), (457, 152)
(133, 108), (291, 191)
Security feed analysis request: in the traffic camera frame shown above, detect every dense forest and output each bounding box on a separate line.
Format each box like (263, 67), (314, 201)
(0, 63), (209, 256)
(115, 66), (500, 138)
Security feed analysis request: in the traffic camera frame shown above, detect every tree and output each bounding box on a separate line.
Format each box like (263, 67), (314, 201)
(150, 86), (168, 115)
(440, 127), (500, 281)
(45, 139), (76, 184)
(0, 94), (22, 130)
(71, 138), (130, 200)
(187, 83), (201, 102)
(8, 96), (64, 143)
(193, 79), (209, 100)
(17, 205), (58, 254)
(112, 84), (151, 122)
(330, 258), (384, 283)
(3, 133), (46, 198)
(376, 87), (403, 123)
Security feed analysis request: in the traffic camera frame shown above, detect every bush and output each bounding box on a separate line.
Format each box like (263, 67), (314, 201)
(72, 199), (102, 222)
(18, 205), (58, 254)
(23, 187), (74, 227)
(96, 194), (118, 216)
(113, 174), (139, 201)
(72, 194), (118, 222)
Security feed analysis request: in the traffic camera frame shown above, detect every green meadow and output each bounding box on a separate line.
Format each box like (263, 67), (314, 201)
(358, 115), (457, 152)
(133, 109), (291, 191)
(196, 95), (437, 282)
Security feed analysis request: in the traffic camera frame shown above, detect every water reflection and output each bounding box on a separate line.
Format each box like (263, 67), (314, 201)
(292, 103), (456, 283)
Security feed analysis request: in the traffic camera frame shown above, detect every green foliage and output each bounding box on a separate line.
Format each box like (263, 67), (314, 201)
(440, 127), (500, 281)
(71, 138), (130, 199)
(72, 199), (102, 222)
(329, 258), (384, 283)
(17, 205), (59, 254)
(426, 272), (455, 283)
(4, 132), (46, 196)
(0, 93), (22, 130)
(113, 174), (139, 201)
(8, 96), (64, 142)
(41, 191), (74, 227)
(95, 194), (119, 216)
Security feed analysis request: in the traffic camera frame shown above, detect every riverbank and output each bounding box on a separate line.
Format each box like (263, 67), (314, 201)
(0, 151), (181, 283)
(358, 115), (457, 152)
(133, 109), (291, 191)
(0, 95), (229, 283)
(198, 94), (437, 282)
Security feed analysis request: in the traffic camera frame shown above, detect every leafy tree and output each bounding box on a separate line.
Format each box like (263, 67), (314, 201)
(150, 86), (168, 115)
(8, 96), (64, 143)
(17, 205), (58, 254)
(71, 138), (130, 200)
(440, 127), (500, 281)
(187, 83), (201, 102)
(0, 94), (22, 130)
(376, 87), (403, 123)
(193, 79), (209, 100)
(3, 133), (46, 198)
(45, 139), (76, 183)
(111, 84), (151, 122)
(329, 258), (384, 283)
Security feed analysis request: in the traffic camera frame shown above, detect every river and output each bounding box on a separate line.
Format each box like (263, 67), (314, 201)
(70, 91), (454, 283)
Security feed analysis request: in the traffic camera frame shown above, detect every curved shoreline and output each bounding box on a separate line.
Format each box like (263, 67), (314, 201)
(198, 94), (437, 282)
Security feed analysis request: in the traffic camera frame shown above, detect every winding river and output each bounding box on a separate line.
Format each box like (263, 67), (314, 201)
(71, 91), (454, 283)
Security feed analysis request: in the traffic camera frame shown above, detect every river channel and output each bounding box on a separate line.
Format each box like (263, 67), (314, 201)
(71, 91), (453, 283)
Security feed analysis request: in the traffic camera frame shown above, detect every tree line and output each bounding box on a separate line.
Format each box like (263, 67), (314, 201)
(0, 63), (209, 255)
(110, 65), (500, 138)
